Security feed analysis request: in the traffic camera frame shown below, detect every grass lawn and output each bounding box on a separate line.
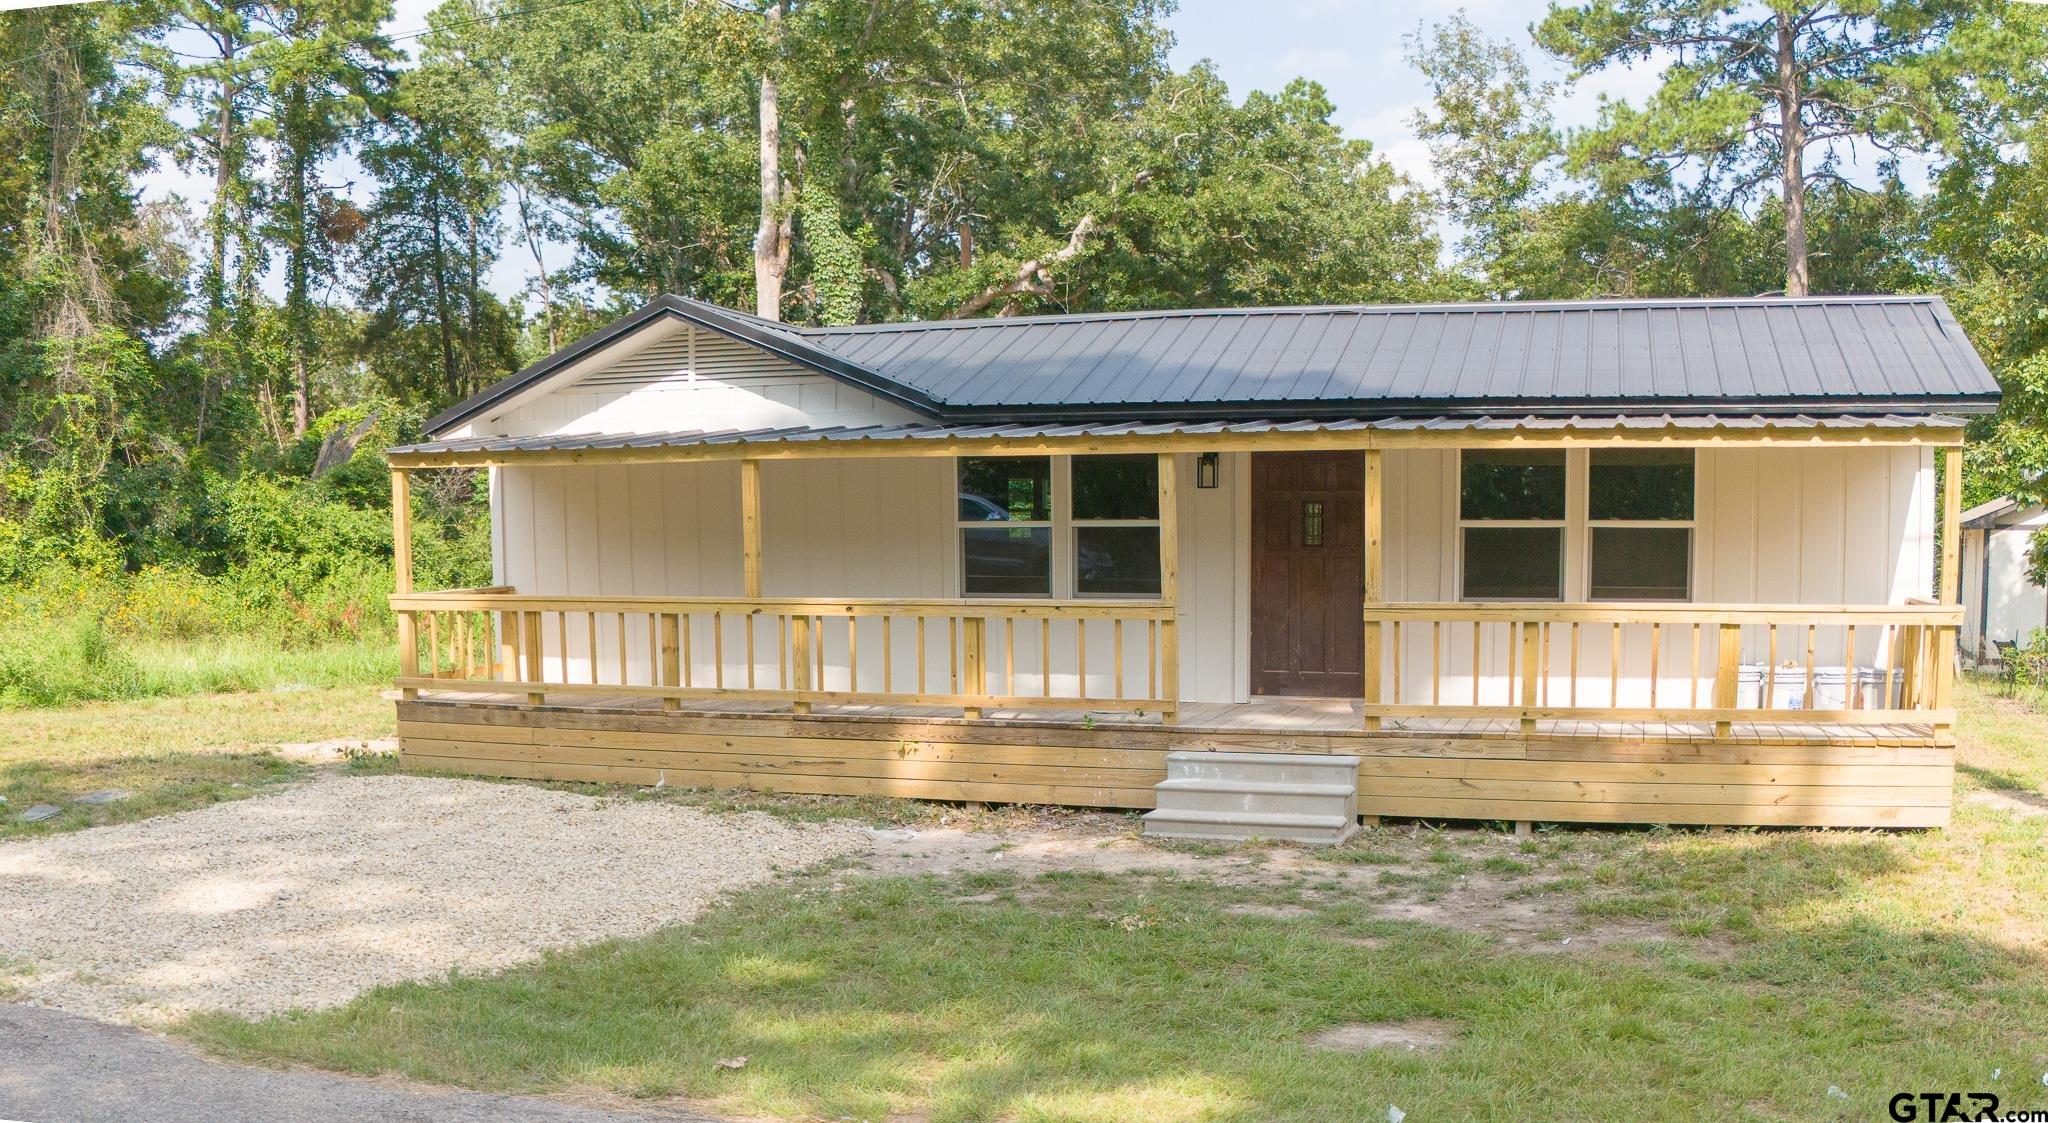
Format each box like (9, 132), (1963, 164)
(0, 684), (393, 839)
(180, 679), (2048, 1122)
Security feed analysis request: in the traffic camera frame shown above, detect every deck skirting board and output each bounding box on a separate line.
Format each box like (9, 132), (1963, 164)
(395, 700), (1952, 828)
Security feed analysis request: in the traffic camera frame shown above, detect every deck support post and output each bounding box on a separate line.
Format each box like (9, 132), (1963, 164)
(1157, 453), (1180, 725)
(660, 613), (682, 712)
(962, 616), (985, 719)
(791, 614), (813, 714)
(1362, 448), (1384, 731)
(1518, 621), (1539, 735)
(391, 469), (418, 699)
(1713, 623), (1741, 738)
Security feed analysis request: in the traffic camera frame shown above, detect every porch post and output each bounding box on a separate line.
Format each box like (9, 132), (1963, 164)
(740, 458), (763, 598)
(1157, 452), (1180, 724)
(1936, 445), (1963, 723)
(391, 468), (418, 699)
(1363, 448), (1384, 731)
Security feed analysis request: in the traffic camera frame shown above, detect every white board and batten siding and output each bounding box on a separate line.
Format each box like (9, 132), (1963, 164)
(478, 320), (1939, 706)
(1961, 505), (2048, 655)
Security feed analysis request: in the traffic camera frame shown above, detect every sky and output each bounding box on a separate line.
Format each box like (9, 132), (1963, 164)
(1165, 0), (1666, 193)
(136, 0), (1674, 304)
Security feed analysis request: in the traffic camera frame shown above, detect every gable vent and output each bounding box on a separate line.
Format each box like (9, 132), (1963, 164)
(580, 327), (814, 391)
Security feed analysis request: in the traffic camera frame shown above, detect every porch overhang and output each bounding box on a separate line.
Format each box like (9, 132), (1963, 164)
(386, 413), (1969, 469)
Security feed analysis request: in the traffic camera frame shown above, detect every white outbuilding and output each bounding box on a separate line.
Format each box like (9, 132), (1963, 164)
(1960, 491), (2047, 661)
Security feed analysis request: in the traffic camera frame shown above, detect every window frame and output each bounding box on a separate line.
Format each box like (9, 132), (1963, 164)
(1454, 448), (1698, 604)
(1069, 454), (1164, 600)
(955, 455), (1055, 599)
(954, 455), (1166, 601)
(1584, 448), (1697, 602)
(1456, 449), (1568, 602)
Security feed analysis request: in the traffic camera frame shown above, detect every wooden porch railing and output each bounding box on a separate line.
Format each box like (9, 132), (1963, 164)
(392, 587), (1180, 721)
(1362, 602), (1961, 734)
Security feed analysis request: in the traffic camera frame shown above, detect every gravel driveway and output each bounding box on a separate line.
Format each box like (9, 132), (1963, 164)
(0, 775), (867, 1025)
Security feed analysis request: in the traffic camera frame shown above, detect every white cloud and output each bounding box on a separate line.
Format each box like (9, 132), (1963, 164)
(1347, 103), (1439, 189)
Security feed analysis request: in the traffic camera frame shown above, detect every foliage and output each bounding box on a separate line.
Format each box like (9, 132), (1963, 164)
(1534, 0), (2039, 296)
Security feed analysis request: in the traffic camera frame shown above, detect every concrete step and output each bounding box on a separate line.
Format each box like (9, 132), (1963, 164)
(1163, 751), (1359, 787)
(1144, 752), (1363, 846)
(1152, 778), (1358, 818)
(1139, 807), (1361, 846)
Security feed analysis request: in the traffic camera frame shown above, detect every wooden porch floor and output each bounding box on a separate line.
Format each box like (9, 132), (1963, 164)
(401, 688), (1938, 747)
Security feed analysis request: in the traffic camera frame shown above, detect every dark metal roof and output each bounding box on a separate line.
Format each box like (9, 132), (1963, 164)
(392, 414), (1967, 461)
(424, 294), (2000, 437)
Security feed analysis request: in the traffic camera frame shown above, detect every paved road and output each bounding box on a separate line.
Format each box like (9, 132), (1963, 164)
(0, 1004), (718, 1123)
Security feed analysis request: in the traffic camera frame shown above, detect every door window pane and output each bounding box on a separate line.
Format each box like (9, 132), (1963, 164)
(1589, 449), (1693, 520)
(1462, 527), (1564, 599)
(1071, 455), (1158, 520)
(959, 457), (1051, 521)
(1590, 527), (1691, 600)
(1075, 527), (1161, 595)
(1460, 450), (1567, 520)
(962, 526), (1051, 595)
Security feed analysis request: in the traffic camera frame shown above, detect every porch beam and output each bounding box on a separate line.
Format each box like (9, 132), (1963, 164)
(388, 423), (1969, 469)
(1157, 452), (1180, 723)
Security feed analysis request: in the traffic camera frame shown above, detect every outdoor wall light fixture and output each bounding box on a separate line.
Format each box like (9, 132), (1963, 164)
(1196, 452), (1220, 489)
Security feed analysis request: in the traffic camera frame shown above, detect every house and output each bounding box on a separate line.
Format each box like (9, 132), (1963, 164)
(1960, 488), (2046, 661)
(385, 293), (1993, 830)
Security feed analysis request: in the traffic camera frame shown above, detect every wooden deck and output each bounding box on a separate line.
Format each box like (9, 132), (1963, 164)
(396, 691), (1954, 829)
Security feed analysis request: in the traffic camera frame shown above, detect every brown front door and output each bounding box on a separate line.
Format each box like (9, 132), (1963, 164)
(1251, 450), (1364, 697)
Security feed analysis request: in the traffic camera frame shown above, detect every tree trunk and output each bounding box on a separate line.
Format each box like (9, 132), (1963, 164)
(288, 108), (311, 438)
(514, 184), (557, 350)
(752, 0), (789, 319)
(1775, 17), (1809, 298)
(427, 157), (458, 401)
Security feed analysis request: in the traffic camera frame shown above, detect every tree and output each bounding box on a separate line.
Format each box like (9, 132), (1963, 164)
(356, 86), (519, 405)
(150, 0), (277, 443)
(1036, 69), (1445, 313)
(0, 3), (174, 573)
(1536, 0), (2029, 296)
(254, 0), (395, 436)
(1407, 14), (1560, 286)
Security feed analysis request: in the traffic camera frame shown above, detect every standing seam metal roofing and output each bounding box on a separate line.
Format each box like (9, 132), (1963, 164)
(799, 294), (1997, 412)
(421, 293), (2000, 437)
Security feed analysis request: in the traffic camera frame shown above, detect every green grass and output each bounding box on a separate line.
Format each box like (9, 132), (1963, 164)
(0, 682), (394, 839)
(0, 616), (394, 709)
(177, 682), (2048, 1122)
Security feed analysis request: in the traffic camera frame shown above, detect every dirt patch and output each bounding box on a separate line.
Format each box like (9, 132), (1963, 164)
(1223, 903), (1314, 919)
(1304, 1019), (1460, 1053)
(854, 817), (1716, 960)
(1965, 789), (2048, 818)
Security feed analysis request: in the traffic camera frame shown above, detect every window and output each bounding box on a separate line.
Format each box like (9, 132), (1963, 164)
(1587, 449), (1693, 600)
(1072, 455), (1160, 596)
(956, 454), (1163, 598)
(958, 457), (1051, 595)
(1459, 450), (1566, 600)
